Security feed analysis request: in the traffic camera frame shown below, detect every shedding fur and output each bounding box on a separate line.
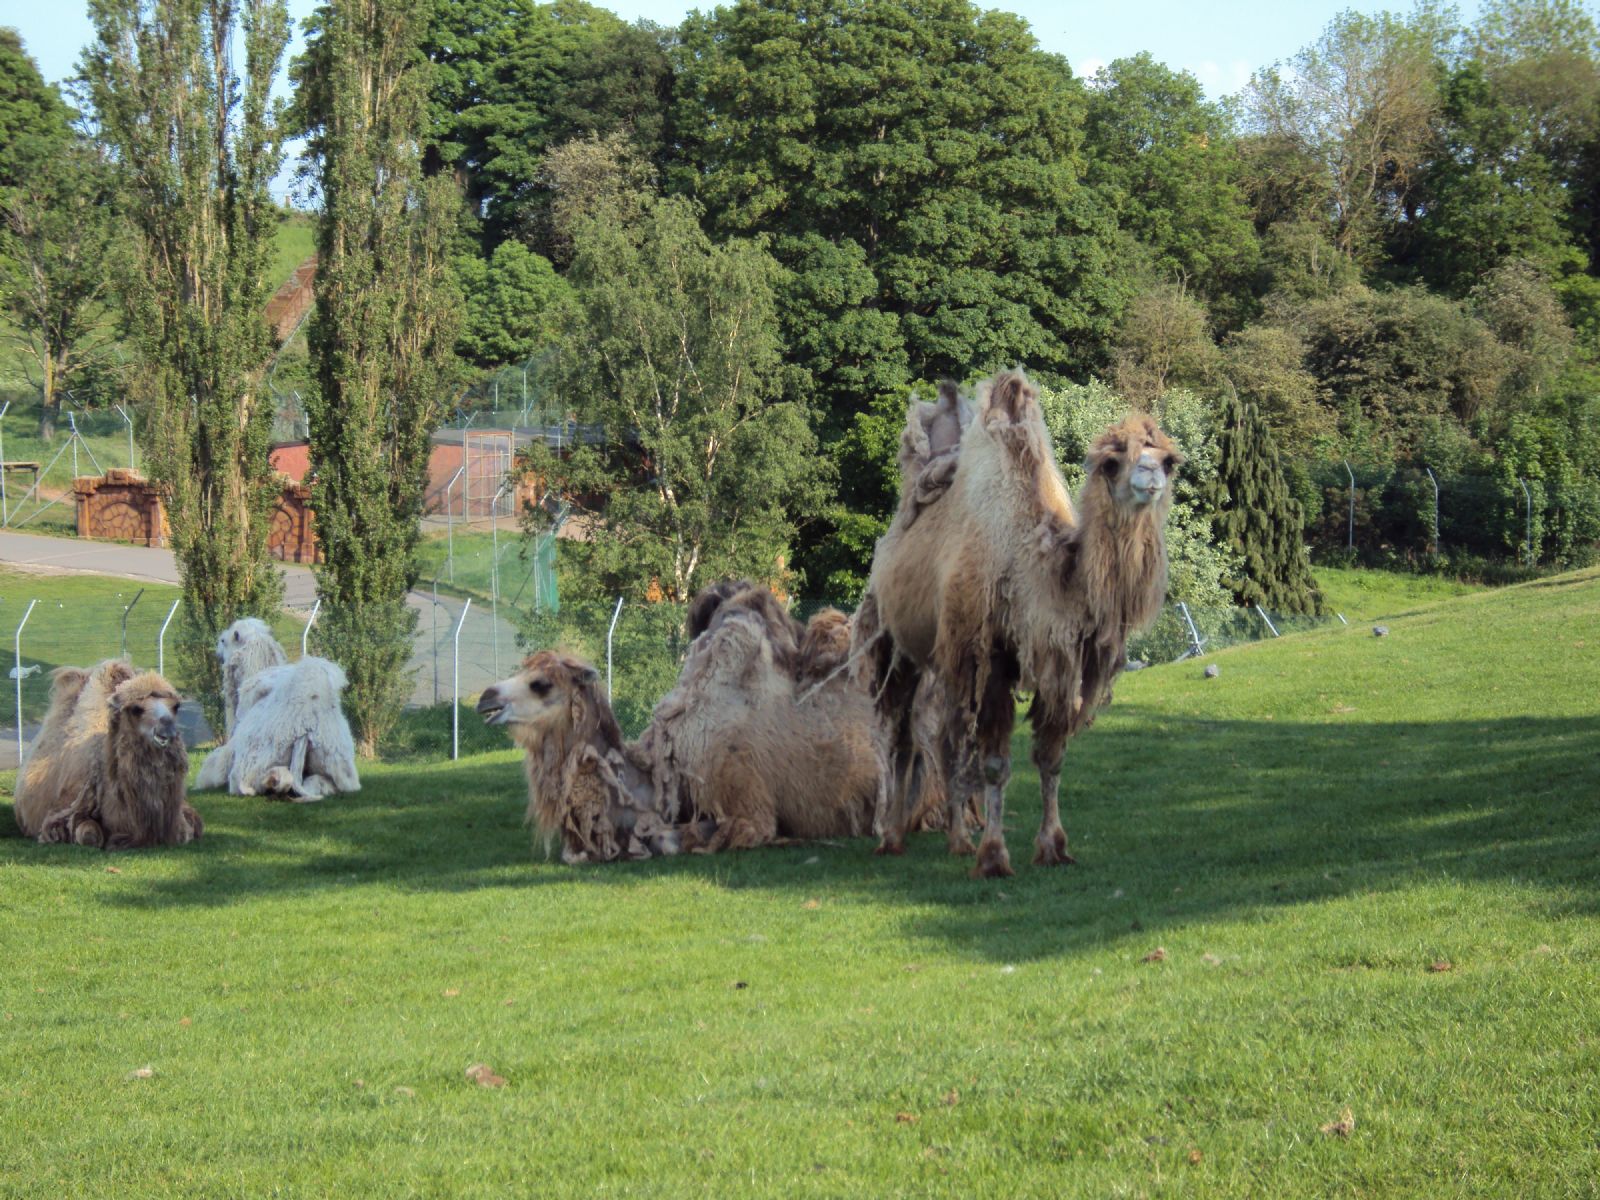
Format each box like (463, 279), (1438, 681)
(863, 368), (1180, 876)
(32, 669), (201, 850)
(896, 380), (972, 526)
(215, 617), (288, 735)
(477, 651), (685, 864)
(479, 585), (883, 862)
(12, 660), (136, 838)
(198, 657), (360, 801)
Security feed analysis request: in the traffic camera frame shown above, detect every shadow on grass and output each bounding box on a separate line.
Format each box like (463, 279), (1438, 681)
(5, 710), (1597, 960)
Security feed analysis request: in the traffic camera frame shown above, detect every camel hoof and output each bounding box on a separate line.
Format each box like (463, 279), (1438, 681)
(971, 839), (1014, 879)
(874, 836), (907, 857)
(74, 821), (105, 849)
(1032, 828), (1075, 866)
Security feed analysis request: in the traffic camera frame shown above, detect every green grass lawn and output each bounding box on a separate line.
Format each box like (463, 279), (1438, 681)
(1314, 565), (1484, 621)
(1, 570), (1597, 1196)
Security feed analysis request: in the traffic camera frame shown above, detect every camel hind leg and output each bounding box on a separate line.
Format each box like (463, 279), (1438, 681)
(871, 649), (921, 856)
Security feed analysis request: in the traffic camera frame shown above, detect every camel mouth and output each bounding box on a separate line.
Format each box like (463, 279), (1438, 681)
(1130, 482), (1163, 505)
(151, 733), (173, 748)
(478, 703), (510, 726)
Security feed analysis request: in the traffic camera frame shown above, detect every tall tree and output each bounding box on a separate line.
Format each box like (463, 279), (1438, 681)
(0, 28), (71, 191)
(0, 32), (116, 439)
(423, 0), (672, 253)
(673, 0), (1128, 589)
(80, 0), (290, 723)
(1244, 9), (1444, 264)
(1204, 386), (1325, 615)
(293, 0), (463, 755)
(1083, 54), (1260, 323)
(522, 193), (825, 606)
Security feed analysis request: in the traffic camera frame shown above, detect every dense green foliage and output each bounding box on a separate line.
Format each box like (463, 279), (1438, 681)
(4, 568), (1598, 1195)
(520, 191), (825, 606)
(294, 0), (463, 755)
(0, 31), (117, 441)
(78, 0), (291, 728)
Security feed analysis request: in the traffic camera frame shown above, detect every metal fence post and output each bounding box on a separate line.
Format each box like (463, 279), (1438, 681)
(157, 598), (180, 676)
(302, 596), (321, 656)
(606, 595), (625, 703)
(0, 400), (9, 524)
(1177, 601), (1204, 658)
(14, 598), (38, 765)
(1518, 477), (1533, 565)
(115, 404), (136, 470)
(1343, 459), (1356, 550)
(120, 588), (145, 659)
(431, 578), (440, 706)
(452, 598), (472, 761)
(444, 465), (465, 584)
(1254, 604), (1281, 637)
(490, 479), (512, 676)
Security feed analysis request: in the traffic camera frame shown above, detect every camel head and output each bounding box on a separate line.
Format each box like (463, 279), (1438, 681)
(1085, 415), (1182, 517)
(109, 673), (184, 752)
(215, 617), (276, 664)
(798, 607), (852, 684)
(478, 650), (622, 754)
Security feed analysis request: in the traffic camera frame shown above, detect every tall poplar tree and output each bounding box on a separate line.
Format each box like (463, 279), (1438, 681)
(81, 0), (290, 720)
(293, 0), (462, 755)
(1206, 385), (1325, 616)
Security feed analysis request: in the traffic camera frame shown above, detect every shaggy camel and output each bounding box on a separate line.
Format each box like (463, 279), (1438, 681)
(477, 650), (692, 863)
(477, 592), (881, 862)
(215, 617), (288, 734)
(32, 669), (201, 850)
(862, 369), (1179, 877)
(647, 601), (880, 852)
(12, 659), (135, 837)
(197, 656), (360, 800)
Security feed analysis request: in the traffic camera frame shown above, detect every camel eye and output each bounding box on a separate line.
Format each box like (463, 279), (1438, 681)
(1102, 458), (1119, 477)
(529, 679), (551, 697)
(1163, 456), (1176, 472)
(127, 704), (144, 718)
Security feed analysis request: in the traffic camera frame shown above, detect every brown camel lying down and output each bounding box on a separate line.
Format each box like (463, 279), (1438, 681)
(477, 589), (883, 862)
(20, 662), (202, 850)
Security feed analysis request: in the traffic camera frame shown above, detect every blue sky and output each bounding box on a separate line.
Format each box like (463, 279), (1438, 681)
(4, 0), (1475, 100)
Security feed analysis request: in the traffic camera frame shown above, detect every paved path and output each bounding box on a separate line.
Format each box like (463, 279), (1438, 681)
(0, 530), (521, 764)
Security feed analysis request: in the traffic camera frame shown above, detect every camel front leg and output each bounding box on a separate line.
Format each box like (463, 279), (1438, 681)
(972, 753), (1013, 878)
(1031, 717), (1074, 867)
(941, 723), (976, 857)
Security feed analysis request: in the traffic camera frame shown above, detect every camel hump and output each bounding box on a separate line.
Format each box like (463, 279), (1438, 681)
(981, 368), (1037, 426)
(48, 665), (91, 699)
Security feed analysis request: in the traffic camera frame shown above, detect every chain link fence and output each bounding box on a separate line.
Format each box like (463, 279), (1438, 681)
(1299, 460), (1600, 570)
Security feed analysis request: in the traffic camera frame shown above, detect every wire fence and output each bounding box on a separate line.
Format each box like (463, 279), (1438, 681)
(1301, 460), (1600, 569)
(0, 399), (141, 535)
(4, 574), (1345, 767)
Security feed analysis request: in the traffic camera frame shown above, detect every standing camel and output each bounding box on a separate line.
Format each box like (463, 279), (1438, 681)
(861, 369), (1180, 877)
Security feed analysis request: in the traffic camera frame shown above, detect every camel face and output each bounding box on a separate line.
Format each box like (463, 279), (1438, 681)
(1089, 417), (1182, 512)
(477, 652), (597, 730)
(114, 683), (182, 749)
(216, 617), (275, 663)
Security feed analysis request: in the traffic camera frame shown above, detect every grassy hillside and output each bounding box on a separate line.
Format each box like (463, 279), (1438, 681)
(1, 570), (1596, 1197)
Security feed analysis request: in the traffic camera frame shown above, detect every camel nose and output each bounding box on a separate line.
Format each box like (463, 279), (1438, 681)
(157, 716), (179, 741)
(475, 687), (501, 714)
